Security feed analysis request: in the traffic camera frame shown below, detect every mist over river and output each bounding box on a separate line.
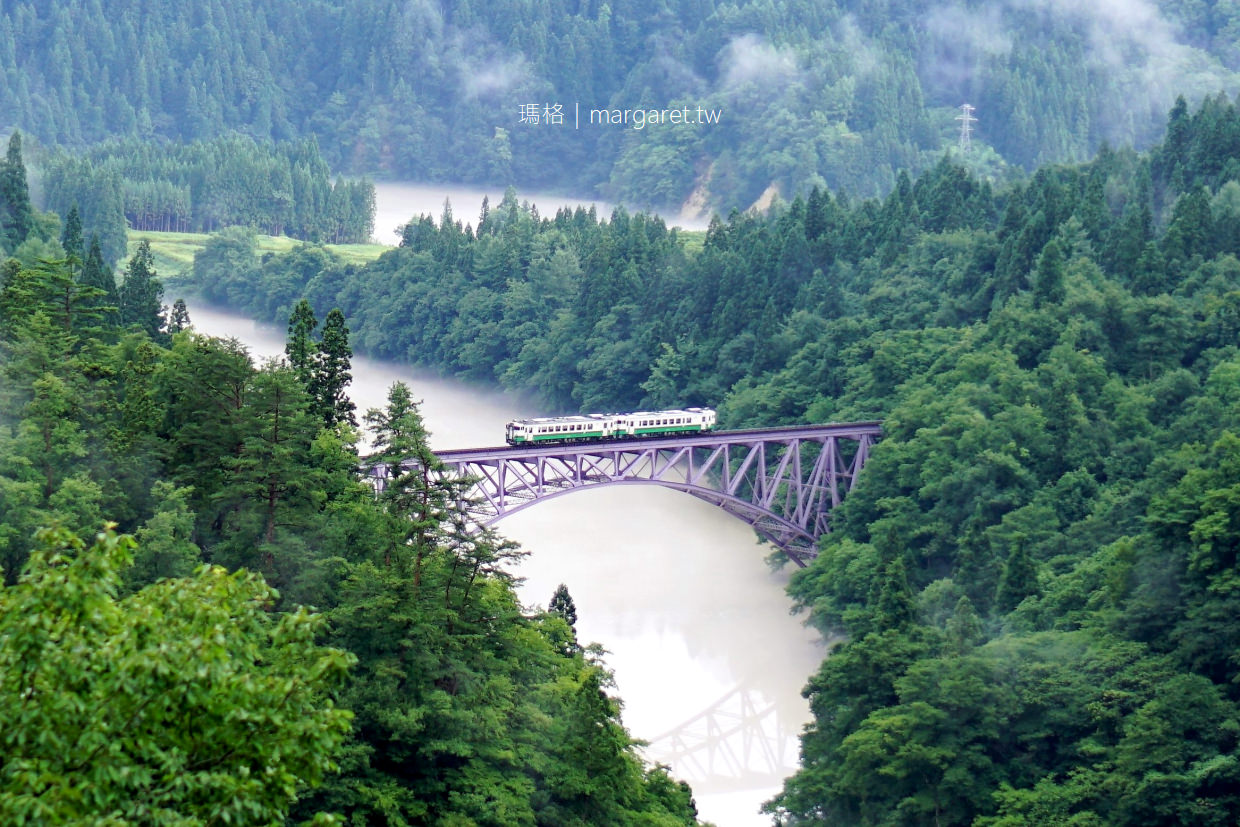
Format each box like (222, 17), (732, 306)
(370, 181), (710, 244)
(180, 183), (819, 826)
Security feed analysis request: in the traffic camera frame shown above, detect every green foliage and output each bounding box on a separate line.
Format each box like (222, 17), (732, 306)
(5, 1), (1240, 209)
(41, 135), (376, 250)
(311, 308), (356, 429)
(286, 298), (318, 388)
(196, 94), (1240, 824)
(0, 213), (699, 825)
(0, 524), (354, 824)
(117, 239), (164, 339)
(0, 132), (33, 251)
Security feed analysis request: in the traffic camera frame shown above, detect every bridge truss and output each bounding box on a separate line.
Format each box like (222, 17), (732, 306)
(388, 423), (881, 566)
(642, 684), (799, 793)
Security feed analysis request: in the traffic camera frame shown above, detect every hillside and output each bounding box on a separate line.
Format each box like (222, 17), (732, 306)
(3, 0), (1238, 211)
(194, 95), (1240, 824)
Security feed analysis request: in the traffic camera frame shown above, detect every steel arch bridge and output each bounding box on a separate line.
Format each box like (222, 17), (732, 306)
(376, 422), (881, 565)
(642, 683), (800, 793)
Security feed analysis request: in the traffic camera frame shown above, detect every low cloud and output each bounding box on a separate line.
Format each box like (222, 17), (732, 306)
(922, 3), (1012, 89)
(718, 34), (800, 89)
(458, 49), (530, 99)
(919, 0), (1234, 139)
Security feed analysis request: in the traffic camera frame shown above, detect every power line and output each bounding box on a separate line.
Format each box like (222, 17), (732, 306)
(956, 103), (976, 152)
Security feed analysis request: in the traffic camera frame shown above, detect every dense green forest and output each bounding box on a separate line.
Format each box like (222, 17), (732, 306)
(198, 94), (1240, 823)
(0, 171), (701, 822)
(4, 0), (1239, 210)
(3, 128), (376, 272)
(41, 136), (377, 257)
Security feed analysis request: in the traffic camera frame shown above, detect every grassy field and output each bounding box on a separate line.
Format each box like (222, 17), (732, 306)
(126, 230), (390, 280)
(676, 228), (707, 255)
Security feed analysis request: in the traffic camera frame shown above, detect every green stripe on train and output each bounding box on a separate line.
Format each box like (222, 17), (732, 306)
(632, 425), (706, 434)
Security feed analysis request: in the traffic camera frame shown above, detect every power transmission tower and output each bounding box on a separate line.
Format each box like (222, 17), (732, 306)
(956, 103), (976, 152)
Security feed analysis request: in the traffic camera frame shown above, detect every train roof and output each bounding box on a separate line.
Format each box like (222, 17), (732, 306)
(508, 413), (610, 426)
(625, 408), (713, 417)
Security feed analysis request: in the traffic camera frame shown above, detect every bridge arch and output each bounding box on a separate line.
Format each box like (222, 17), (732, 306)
(419, 422), (881, 566)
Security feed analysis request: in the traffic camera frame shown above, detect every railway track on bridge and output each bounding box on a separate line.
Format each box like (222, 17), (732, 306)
(371, 421), (883, 566)
(431, 421), (884, 461)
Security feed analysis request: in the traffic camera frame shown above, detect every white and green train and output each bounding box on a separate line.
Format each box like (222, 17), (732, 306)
(504, 407), (717, 445)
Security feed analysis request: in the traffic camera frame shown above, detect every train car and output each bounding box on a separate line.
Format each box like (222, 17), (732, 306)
(505, 407), (715, 445)
(505, 413), (617, 445)
(613, 407), (717, 439)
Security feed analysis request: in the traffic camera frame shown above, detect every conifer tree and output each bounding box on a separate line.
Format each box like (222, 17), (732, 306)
(0, 131), (33, 251)
(363, 382), (459, 584)
(996, 541), (1039, 613)
(166, 298), (191, 334)
(1034, 238), (1066, 306)
(118, 240), (164, 339)
(79, 236), (118, 326)
(60, 203), (83, 265)
(285, 298), (317, 388)
(550, 582), (579, 637)
(310, 308), (356, 429)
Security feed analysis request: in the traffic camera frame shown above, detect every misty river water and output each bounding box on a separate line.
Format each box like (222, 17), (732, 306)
(178, 182), (823, 827)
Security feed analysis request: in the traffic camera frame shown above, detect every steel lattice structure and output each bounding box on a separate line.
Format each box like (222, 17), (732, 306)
(642, 684), (797, 793)
(376, 423), (881, 565)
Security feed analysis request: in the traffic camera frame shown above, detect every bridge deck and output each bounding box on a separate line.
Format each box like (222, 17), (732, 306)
(434, 421), (883, 461)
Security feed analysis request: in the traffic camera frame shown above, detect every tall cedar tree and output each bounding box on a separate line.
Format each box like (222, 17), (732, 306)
(118, 240), (164, 339)
(550, 583), (579, 635)
(285, 298), (317, 388)
(79, 236), (118, 326)
(364, 382), (448, 584)
(311, 308), (356, 429)
(60, 203), (83, 265)
(166, 299), (191, 334)
(0, 132), (33, 252)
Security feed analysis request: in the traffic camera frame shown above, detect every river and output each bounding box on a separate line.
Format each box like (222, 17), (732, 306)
(180, 183), (821, 827)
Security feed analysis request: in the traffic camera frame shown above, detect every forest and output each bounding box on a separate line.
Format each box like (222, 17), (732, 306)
(3, 0), (1240, 211)
(0, 146), (699, 822)
(194, 93), (1240, 824)
(41, 136), (377, 247)
(1, 128), (375, 269)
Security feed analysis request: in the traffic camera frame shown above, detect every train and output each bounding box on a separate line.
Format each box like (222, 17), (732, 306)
(505, 407), (717, 445)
